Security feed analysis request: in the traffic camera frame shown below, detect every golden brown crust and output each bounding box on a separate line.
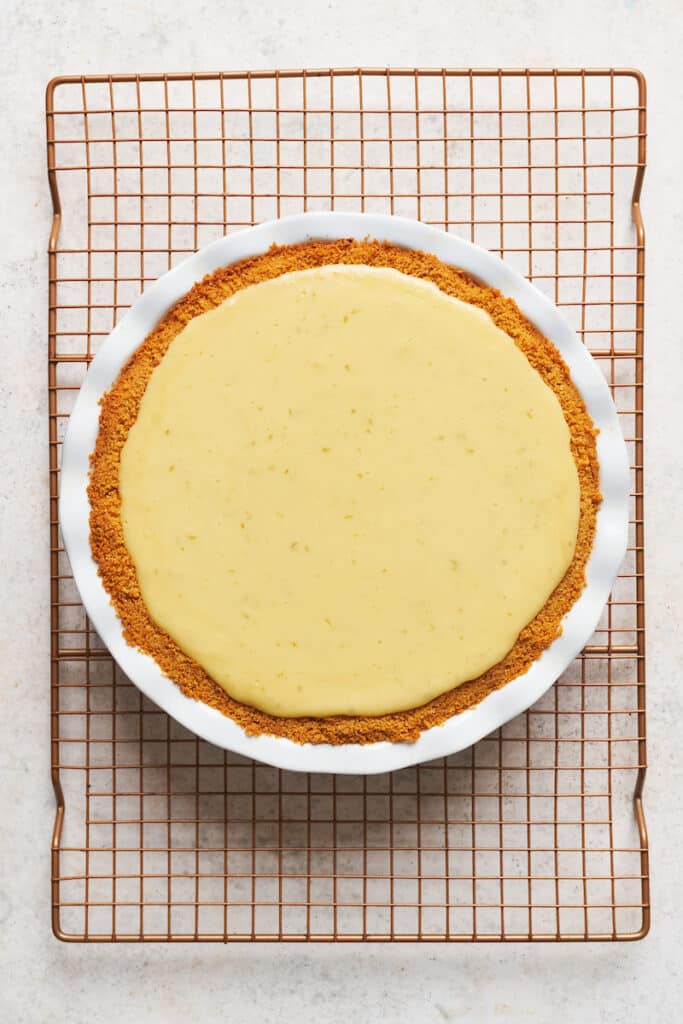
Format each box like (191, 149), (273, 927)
(88, 239), (600, 744)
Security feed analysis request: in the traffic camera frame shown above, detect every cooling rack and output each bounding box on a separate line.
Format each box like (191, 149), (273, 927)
(47, 68), (648, 942)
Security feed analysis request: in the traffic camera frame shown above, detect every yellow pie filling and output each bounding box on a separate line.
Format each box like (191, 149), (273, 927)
(119, 265), (580, 718)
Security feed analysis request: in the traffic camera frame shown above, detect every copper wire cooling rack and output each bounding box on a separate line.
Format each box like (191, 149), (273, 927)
(47, 68), (648, 942)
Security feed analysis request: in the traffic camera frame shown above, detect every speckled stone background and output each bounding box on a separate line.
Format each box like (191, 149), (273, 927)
(1, 2), (681, 1021)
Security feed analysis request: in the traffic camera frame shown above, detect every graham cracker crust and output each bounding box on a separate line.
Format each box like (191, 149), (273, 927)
(88, 239), (600, 745)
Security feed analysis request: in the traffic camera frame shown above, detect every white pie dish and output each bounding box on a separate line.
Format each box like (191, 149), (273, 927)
(59, 211), (629, 774)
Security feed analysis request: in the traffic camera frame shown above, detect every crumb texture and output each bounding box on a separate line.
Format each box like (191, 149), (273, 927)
(88, 239), (600, 745)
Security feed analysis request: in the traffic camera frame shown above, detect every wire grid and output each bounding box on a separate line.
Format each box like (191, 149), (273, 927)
(47, 68), (648, 942)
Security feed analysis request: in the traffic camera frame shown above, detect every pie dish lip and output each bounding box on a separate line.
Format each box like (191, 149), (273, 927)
(59, 211), (630, 774)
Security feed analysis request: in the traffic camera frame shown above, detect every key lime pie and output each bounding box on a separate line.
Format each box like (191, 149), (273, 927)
(89, 240), (600, 744)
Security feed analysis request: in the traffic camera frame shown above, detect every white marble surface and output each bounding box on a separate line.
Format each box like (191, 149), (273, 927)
(1, 1), (682, 1021)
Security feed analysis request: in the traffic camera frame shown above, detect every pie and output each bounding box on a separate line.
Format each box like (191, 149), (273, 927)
(89, 239), (600, 744)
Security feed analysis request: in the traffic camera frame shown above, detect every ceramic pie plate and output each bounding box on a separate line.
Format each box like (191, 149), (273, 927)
(59, 212), (629, 774)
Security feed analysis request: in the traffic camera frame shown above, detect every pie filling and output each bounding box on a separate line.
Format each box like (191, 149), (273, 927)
(119, 264), (580, 718)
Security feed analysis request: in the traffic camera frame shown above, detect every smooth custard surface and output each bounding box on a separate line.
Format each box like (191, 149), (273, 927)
(119, 265), (580, 717)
